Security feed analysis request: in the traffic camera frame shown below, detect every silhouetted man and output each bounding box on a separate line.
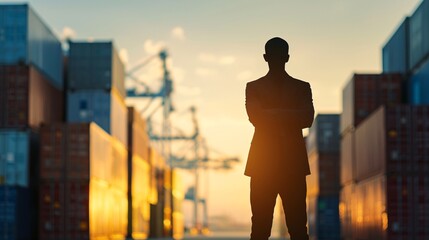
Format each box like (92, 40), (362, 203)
(245, 37), (314, 240)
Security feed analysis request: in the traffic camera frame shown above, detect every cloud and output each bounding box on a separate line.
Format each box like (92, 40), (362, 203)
(198, 52), (236, 65)
(61, 26), (76, 40)
(219, 56), (236, 65)
(171, 26), (186, 40)
(195, 68), (216, 77)
(236, 70), (253, 81)
(144, 39), (165, 55)
(119, 48), (129, 65)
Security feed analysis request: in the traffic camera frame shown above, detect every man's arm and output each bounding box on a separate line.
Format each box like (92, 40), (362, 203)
(261, 83), (315, 129)
(245, 82), (263, 127)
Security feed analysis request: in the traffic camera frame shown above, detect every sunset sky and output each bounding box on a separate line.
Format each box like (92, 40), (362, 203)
(7, 0), (422, 231)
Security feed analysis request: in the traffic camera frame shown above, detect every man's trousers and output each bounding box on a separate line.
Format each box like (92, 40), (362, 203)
(250, 175), (309, 240)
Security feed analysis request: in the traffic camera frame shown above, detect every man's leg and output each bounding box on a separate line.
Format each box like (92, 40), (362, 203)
(250, 177), (277, 240)
(279, 176), (309, 240)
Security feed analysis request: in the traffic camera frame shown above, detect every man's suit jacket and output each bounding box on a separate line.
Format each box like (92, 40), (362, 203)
(245, 73), (315, 178)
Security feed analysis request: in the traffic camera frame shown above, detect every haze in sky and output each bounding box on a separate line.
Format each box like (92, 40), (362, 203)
(7, 0), (421, 231)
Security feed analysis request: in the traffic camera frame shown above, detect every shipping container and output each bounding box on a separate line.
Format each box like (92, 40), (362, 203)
(40, 123), (128, 191)
(0, 65), (63, 128)
(68, 41), (125, 97)
(340, 73), (403, 134)
(67, 89), (128, 147)
(409, 0), (429, 71)
(408, 59), (429, 105)
(0, 129), (38, 187)
(0, 4), (63, 89)
(0, 186), (36, 240)
(40, 179), (127, 240)
(39, 181), (65, 240)
(339, 183), (355, 240)
(355, 105), (429, 181)
(382, 17), (409, 74)
(341, 132), (355, 185)
(172, 169), (184, 240)
(130, 155), (151, 240)
(307, 196), (340, 240)
(307, 151), (340, 198)
(306, 114), (340, 154)
(127, 107), (149, 162)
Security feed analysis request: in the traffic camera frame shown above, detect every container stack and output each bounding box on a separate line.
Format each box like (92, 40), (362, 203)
(39, 123), (128, 239)
(306, 114), (341, 240)
(0, 4), (63, 240)
(340, 0), (429, 236)
(149, 147), (167, 238)
(127, 107), (151, 239)
(339, 73), (403, 240)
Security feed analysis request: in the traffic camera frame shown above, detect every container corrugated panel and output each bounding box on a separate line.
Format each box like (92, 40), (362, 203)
(409, 59), (429, 105)
(355, 105), (429, 181)
(307, 196), (340, 240)
(341, 132), (355, 185)
(68, 41), (125, 97)
(0, 130), (38, 187)
(41, 123), (128, 184)
(306, 114), (340, 154)
(172, 170), (184, 240)
(39, 181), (65, 240)
(340, 73), (403, 134)
(382, 17), (409, 74)
(0, 4), (63, 89)
(317, 196), (340, 240)
(409, 0), (429, 71)
(131, 155), (150, 240)
(128, 107), (149, 161)
(353, 174), (386, 240)
(339, 183), (355, 240)
(67, 89), (128, 147)
(0, 186), (35, 240)
(0, 65), (63, 128)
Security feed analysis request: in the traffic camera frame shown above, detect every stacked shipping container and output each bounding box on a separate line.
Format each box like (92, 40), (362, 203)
(306, 114), (341, 240)
(127, 107), (151, 239)
(39, 123), (128, 239)
(0, 3), (63, 240)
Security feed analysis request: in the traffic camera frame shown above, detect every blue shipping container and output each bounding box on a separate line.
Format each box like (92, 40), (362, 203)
(316, 196), (340, 240)
(67, 89), (128, 146)
(306, 114), (340, 154)
(409, 0), (429, 71)
(0, 186), (35, 240)
(68, 41), (125, 97)
(382, 17), (409, 74)
(0, 4), (63, 89)
(0, 130), (37, 187)
(409, 59), (429, 105)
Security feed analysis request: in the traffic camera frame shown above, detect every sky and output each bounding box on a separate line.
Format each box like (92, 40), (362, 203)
(4, 0), (423, 232)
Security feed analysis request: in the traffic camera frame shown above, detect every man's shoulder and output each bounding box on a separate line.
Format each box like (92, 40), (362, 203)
(289, 76), (311, 88)
(246, 76), (266, 87)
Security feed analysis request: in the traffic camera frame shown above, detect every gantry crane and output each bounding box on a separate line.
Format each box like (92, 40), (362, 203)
(126, 49), (239, 235)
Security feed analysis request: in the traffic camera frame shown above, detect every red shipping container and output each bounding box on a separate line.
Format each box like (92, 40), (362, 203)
(0, 65), (63, 129)
(39, 181), (66, 240)
(355, 105), (429, 181)
(341, 73), (403, 134)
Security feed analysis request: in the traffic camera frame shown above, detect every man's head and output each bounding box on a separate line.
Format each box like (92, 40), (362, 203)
(263, 37), (289, 65)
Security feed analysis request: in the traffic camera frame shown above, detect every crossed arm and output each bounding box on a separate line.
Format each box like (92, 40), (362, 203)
(245, 82), (315, 129)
